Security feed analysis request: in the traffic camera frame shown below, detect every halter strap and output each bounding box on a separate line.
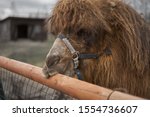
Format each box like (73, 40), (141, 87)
(57, 34), (99, 80)
(79, 54), (99, 59)
(58, 34), (99, 59)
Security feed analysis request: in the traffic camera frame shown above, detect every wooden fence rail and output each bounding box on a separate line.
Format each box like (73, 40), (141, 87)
(0, 56), (143, 100)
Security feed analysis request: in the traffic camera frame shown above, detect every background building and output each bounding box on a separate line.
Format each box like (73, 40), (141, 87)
(0, 17), (47, 42)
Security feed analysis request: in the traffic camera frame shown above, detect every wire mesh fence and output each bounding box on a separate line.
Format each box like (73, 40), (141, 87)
(0, 67), (74, 100)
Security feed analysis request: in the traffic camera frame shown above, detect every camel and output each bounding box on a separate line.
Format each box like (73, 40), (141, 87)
(43, 0), (150, 99)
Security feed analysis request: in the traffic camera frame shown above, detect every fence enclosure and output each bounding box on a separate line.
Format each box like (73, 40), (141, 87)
(0, 56), (143, 100)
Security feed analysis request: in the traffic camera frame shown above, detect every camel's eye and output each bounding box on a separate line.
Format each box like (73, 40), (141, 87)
(77, 29), (87, 37)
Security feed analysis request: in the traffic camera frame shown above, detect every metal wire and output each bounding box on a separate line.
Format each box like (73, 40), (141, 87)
(0, 67), (74, 100)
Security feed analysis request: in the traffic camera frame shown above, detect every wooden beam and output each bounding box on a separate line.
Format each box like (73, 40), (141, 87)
(0, 56), (144, 100)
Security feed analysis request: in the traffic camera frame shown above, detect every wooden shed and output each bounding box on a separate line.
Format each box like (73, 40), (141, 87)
(0, 17), (47, 42)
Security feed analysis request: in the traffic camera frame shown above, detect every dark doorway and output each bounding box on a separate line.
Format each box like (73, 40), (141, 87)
(17, 24), (28, 39)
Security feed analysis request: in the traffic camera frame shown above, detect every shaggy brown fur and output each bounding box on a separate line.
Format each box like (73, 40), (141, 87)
(47, 0), (150, 99)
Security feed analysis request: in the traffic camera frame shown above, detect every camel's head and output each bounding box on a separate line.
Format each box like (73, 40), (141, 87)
(43, 0), (112, 81)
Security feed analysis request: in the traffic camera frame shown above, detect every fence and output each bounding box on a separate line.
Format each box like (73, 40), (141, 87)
(0, 56), (143, 100)
(0, 67), (72, 100)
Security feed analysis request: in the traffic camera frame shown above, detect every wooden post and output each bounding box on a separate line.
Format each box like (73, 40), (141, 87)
(0, 56), (144, 100)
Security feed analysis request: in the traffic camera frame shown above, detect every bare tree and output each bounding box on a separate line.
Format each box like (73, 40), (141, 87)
(10, 0), (17, 16)
(125, 0), (150, 22)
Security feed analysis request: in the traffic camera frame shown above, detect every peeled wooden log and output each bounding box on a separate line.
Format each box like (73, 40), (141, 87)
(0, 56), (144, 100)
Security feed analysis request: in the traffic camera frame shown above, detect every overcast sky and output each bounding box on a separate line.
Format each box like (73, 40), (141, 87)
(0, 0), (58, 19)
(0, 0), (149, 20)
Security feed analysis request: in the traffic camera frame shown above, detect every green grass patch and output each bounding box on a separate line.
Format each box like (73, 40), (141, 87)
(0, 38), (55, 67)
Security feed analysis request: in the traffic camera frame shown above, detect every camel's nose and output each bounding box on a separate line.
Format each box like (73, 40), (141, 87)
(46, 55), (60, 68)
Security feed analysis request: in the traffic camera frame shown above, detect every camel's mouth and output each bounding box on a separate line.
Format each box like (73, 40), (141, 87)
(42, 66), (58, 78)
(43, 60), (75, 78)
